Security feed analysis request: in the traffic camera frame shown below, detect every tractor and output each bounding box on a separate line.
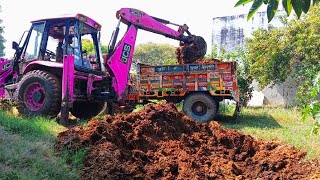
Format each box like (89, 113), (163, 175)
(0, 8), (207, 124)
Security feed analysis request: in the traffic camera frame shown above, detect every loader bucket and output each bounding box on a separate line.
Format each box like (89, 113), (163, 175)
(176, 35), (207, 64)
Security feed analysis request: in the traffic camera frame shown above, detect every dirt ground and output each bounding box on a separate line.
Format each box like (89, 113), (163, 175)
(56, 103), (319, 180)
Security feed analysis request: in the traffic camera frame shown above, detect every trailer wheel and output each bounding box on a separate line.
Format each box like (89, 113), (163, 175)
(70, 101), (105, 119)
(183, 93), (217, 122)
(17, 70), (61, 117)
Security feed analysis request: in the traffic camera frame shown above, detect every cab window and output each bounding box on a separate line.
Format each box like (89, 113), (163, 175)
(24, 22), (45, 61)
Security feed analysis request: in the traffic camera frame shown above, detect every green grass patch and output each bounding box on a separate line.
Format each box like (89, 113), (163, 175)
(218, 102), (236, 116)
(0, 111), (85, 180)
(219, 106), (320, 160)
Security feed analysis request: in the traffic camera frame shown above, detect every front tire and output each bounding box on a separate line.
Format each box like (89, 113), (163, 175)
(17, 70), (61, 117)
(183, 93), (217, 122)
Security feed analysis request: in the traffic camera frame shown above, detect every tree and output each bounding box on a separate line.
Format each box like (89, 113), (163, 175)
(0, 5), (5, 57)
(246, 6), (320, 89)
(245, 6), (320, 131)
(133, 42), (177, 65)
(235, 0), (319, 22)
(207, 46), (253, 107)
(205, 44), (218, 59)
(81, 39), (108, 55)
(82, 39), (94, 54)
(100, 44), (108, 54)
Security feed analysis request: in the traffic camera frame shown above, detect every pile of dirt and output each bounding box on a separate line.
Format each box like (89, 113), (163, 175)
(0, 99), (14, 111)
(175, 36), (206, 64)
(175, 42), (218, 65)
(56, 103), (319, 179)
(194, 58), (221, 64)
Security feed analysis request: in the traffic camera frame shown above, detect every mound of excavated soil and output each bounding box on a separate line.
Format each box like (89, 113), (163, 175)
(194, 58), (220, 64)
(56, 103), (319, 179)
(0, 99), (14, 111)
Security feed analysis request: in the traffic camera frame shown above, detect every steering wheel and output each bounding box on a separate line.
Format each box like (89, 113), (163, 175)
(45, 49), (56, 60)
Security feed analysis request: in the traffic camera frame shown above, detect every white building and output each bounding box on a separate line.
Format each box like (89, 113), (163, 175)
(212, 10), (284, 53)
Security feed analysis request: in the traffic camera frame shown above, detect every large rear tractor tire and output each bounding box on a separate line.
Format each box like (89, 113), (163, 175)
(183, 93), (217, 122)
(70, 101), (105, 119)
(17, 70), (61, 117)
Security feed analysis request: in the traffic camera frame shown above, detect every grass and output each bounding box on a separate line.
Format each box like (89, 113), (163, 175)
(218, 105), (320, 160)
(0, 111), (85, 180)
(1, 103), (319, 179)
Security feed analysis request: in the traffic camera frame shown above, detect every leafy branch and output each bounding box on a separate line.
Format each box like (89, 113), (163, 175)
(235, 0), (319, 22)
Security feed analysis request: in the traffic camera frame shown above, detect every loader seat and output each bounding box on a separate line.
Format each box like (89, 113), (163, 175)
(56, 41), (63, 63)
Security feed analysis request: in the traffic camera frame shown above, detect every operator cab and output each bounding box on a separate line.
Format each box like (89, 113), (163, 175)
(14, 14), (104, 73)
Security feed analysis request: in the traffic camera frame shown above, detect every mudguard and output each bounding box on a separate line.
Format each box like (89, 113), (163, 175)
(22, 60), (63, 74)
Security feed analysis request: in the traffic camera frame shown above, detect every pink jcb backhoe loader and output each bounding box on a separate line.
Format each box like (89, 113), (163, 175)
(0, 8), (207, 125)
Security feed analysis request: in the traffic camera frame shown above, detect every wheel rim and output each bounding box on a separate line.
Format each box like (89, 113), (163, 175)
(191, 101), (207, 116)
(24, 82), (46, 111)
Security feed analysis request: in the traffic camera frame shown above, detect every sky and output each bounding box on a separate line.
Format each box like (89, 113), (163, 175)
(0, 0), (254, 58)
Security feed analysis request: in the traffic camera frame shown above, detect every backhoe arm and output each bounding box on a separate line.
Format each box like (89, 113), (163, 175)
(115, 8), (207, 64)
(116, 8), (193, 42)
(107, 8), (207, 101)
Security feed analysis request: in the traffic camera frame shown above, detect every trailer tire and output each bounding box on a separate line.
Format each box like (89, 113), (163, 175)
(183, 93), (217, 122)
(70, 101), (105, 119)
(17, 70), (61, 117)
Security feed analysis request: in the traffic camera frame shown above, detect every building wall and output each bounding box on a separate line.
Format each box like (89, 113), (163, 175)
(212, 11), (284, 53)
(251, 77), (300, 106)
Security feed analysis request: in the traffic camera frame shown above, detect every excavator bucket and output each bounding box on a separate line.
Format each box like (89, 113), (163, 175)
(176, 36), (207, 64)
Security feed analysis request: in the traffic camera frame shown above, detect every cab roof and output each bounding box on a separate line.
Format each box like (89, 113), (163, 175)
(31, 13), (102, 31)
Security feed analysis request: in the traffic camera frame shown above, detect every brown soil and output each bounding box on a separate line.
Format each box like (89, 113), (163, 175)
(175, 45), (185, 64)
(194, 58), (221, 64)
(0, 99), (14, 111)
(175, 45), (220, 65)
(175, 45), (207, 64)
(56, 103), (319, 180)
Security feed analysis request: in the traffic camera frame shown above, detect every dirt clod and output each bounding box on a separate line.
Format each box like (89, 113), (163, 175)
(56, 103), (319, 179)
(0, 99), (15, 111)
